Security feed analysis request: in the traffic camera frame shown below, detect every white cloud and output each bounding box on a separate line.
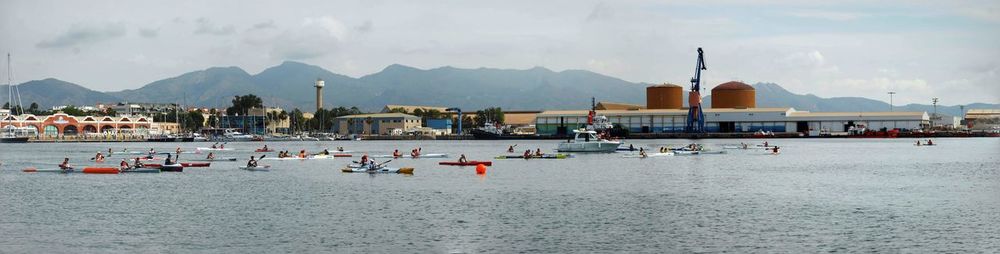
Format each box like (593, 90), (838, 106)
(788, 10), (867, 21)
(36, 22), (127, 48)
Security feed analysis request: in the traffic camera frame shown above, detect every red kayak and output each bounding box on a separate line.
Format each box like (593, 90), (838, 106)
(255, 149), (274, 152)
(334, 154), (352, 157)
(439, 161), (492, 166)
(143, 162), (210, 168)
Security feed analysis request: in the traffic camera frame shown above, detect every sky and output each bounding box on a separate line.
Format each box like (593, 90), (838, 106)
(1, 0), (998, 105)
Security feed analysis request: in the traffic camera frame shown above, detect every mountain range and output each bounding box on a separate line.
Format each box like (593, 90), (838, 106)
(2, 61), (996, 117)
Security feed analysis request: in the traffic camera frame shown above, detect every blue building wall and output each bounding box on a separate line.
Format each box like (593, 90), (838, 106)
(426, 119), (452, 130)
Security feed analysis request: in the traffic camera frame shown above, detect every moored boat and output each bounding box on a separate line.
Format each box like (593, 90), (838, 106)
(556, 129), (620, 153)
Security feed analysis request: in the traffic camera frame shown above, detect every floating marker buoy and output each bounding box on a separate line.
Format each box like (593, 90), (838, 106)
(475, 164), (487, 174)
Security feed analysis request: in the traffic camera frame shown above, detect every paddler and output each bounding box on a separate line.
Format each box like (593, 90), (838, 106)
(772, 146), (780, 154)
(263, 144), (269, 151)
(535, 148), (544, 156)
(639, 147), (647, 158)
(507, 145), (515, 153)
(458, 154), (468, 163)
(119, 159), (131, 171)
(915, 140), (921, 146)
(206, 152), (215, 160)
(59, 158), (72, 170)
(219, 143), (225, 149)
(246, 156), (258, 168)
(164, 154), (173, 165)
(211, 142), (218, 149)
(393, 149), (401, 157)
(337, 146), (345, 152)
(298, 150), (306, 158)
(133, 157), (144, 168)
(411, 149), (420, 158)
(927, 139), (934, 145)
(147, 148), (156, 159)
(523, 149), (532, 159)
(94, 151), (105, 162)
(360, 154), (371, 167)
(764, 141), (769, 147)
(629, 144), (635, 151)
(176, 147), (182, 154)
(321, 149), (330, 155)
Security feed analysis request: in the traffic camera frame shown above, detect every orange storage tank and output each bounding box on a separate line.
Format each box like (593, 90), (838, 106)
(711, 81), (756, 108)
(83, 167), (120, 174)
(646, 83), (683, 109)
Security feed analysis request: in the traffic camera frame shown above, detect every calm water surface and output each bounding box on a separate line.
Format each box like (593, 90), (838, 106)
(1, 138), (998, 253)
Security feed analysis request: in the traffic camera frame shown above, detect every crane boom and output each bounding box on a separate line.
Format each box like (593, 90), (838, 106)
(685, 48), (707, 133)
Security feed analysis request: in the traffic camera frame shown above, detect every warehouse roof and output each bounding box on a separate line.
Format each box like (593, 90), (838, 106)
(381, 105), (449, 113)
(596, 101), (645, 110)
(336, 113), (420, 119)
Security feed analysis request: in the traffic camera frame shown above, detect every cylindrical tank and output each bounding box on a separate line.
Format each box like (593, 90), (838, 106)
(646, 83), (683, 109)
(711, 81), (755, 108)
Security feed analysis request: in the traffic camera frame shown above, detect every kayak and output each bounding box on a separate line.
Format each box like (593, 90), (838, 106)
(673, 150), (726, 155)
(189, 158), (237, 162)
(722, 146), (772, 149)
(373, 153), (448, 158)
(309, 155), (343, 159)
(22, 167), (74, 173)
(623, 152), (673, 158)
(159, 164), (184, 172)
(122, 168), (160, 173)
(196, 147), (233, 151)
(255, 149), (275, 152)
(495, 154), (570, 159)
(82, 167), (120, 174)
(261, 157), (311, 160)
(143, 162), (210, 167)
(240, 165), (271, 171)
(439, 161), (493, 166)
(341, 164), (414, 174)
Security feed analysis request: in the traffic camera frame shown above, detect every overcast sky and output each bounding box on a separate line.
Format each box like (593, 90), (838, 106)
(1, 0), (998, 105)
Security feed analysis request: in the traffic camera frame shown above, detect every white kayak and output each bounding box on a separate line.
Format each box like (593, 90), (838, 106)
(240, 165), (271, 171)
(372, 153), (447, 158)
(623, 152), (673, 158)
(261, 157), (309, 161)
(341, 164), (414, 174)
(722, 146), (772, 149)
(22, 168), (74, 173)
(196, 147), (234, 151)
(673, 150), (726, 155)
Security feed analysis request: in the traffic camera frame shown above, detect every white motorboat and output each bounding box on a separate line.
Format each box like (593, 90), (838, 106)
(556, 129), (621, 153)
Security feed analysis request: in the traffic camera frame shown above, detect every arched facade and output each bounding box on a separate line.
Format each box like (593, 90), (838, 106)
(0, 113), (153, 137)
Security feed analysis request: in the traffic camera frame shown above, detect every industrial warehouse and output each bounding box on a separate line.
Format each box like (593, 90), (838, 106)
(534, 81), (929, 137)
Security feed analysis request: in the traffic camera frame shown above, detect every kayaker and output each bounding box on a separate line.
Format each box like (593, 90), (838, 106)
(360, 154), (370, 167)
(211, 142), (218, 149)
(147, 148), (156, 159)
(535, 148), (544, 156)
(321, 149), (330, 155)
(133, 157), (144, 168)
(119, 159), (131, 171)
(247, 156), (258, 168)
(915, 140), (921, 146)
(337, 146), (344, 152)
(764, 141), (769, 147)
(410, 149), (419, 158)
(458, 154), (468, 163)
(629, 144), (635, 151)
(206, 152), (215, 160)
(263, 145), (269, 151)
(523, 150), (532, 159)
(298, 150), (306, 158)
(772, 146), (779, 153)
(164, 154), (173, 165)
(58, 158), (72, 170)
(927, 139), (934, 145)
(108, 148), (113, 154)
(393, 149), (401, 157)
(176, 147), (183, 154)
(639, 147), (647, 158)
(507, 145), (515, 153)
(94, 151), (105, 162)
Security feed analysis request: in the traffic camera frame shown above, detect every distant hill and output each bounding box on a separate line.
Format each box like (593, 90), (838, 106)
(1, 78), (121, 109)
(7, 62), (999, 115)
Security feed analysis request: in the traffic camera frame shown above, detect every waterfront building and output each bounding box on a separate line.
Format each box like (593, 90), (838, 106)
(0, 113), (154, 137)
(965, 109), (1000, 131)
(333, 113), (422, 135)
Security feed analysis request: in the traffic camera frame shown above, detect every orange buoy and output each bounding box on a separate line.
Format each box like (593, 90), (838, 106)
(475, 164), (487, 174)
(83, 167), (119, 174)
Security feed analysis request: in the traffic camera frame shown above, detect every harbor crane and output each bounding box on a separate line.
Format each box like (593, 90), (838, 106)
(446, 107), (463, 135)
(685, 48), (707, 133)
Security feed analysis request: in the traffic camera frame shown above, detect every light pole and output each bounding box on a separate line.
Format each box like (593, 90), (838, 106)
(887, 91), (896, 111)
(931, 97), (939, 128)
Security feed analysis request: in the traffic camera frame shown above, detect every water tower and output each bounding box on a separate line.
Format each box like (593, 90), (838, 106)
(314, 78), (324, 111)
